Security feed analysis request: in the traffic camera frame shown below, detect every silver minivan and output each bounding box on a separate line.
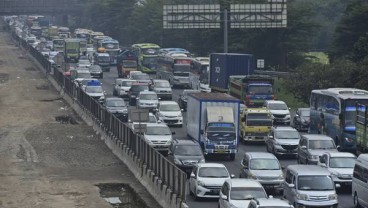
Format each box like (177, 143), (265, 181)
(282, 165), (339, 208)
(352, 154), (368, 208)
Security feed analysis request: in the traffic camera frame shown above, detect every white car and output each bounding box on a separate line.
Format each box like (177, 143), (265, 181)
(84, 85), (105, 102)
(113, 79), (136, 98)
(156, 101), (183, 127)
(150, 79), (173, 100)
(189, 163), (233, 199)
(219, 179), (268, 208)
(263, 100), (291, 125)
(143, 123), (173, 151)
(137, 91), (159, 110)
(77, 59), (92, 68)
(318, 152), (356, 187)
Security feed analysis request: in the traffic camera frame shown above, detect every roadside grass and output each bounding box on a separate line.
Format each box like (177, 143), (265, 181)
(305, 52), (329, 64)
(274, 78), (308, 109)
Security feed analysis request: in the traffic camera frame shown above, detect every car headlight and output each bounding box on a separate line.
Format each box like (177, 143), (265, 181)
(199, 159), (205, 163)
(197, 180), (205, 187)
(328, 194), (338, 200)
(309, 155), (319, 160)
(345, 137), (354, 143)
(278, 173), (284, 179)
(297, 193), (309, 200)
(174, 158), (182, 165)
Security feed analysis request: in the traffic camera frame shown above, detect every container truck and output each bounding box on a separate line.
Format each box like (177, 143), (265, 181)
(64, 39), (80, 62)
(116, 50), (138, 78)
(209, 53), (255, 92)
(356, 103), (368, 154)
(228, 75), (274, 107)
(187, 93), (240, 160)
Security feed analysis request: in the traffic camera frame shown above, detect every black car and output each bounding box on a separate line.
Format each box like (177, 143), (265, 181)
(178, 89), (201, 111)
(293, 108), (310, 131)
(167, 139), (205, 176)
(89, 65), (103, 78)
(103, 97), (128, 122)
(128, 83), (149, 106)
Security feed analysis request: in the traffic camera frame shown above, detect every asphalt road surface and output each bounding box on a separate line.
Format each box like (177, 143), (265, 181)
(96, 66), (354, 208)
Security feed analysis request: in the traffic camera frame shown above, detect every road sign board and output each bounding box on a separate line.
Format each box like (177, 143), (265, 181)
(128, 109), (149, 123)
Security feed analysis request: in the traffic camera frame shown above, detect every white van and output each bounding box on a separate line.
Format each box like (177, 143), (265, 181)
(352, 154), (368, 208)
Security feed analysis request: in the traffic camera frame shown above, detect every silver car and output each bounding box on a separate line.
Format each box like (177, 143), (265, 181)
(266, 126), (300, 156)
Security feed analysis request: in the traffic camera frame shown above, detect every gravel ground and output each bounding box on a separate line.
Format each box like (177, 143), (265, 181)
(0, 23), (161, 208)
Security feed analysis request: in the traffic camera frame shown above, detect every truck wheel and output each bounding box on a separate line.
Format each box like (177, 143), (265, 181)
(354, 192), (362, 208)
(229, 153), (236, 161)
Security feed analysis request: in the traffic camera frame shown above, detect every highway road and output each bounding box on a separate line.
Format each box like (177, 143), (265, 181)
(97, 67), (353, 208)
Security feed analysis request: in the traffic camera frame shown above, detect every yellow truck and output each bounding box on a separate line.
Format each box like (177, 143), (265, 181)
(240, 108), (273, 142)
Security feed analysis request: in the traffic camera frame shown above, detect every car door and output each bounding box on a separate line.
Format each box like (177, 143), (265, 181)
(189, 166), (198, 193)
(219, 182), (228, 208)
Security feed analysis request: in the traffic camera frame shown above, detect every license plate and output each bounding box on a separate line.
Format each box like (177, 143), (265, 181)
(216, 150), (227, 153)
(211, 190), (219, 194)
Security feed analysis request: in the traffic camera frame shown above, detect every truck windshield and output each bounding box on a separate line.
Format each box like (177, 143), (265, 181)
(248, 85), (273, 94)
(122, 60), (137, 68)
(98, 56), (110, 62)
(66, 49), (77, 53)
(173, 72), (189, 77)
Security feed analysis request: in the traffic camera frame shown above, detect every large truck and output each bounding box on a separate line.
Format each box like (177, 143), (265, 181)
(228, 75), (274, 107)
(187, 93), (240, 160)
(209, 53), (255, 92)
(64, 39), (80, 62)
(355, 103), (368, 154)
(116, 50), (138, 78)
(240, 108), (273, 142)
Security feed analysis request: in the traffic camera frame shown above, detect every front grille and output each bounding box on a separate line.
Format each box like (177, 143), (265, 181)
(281, 145), (298, 150)
(258, 176), (279, 180)
(182, 160), (198, 166)
(215, 145), (228, 149)
(273, 114), (286, 118)
(92, 96), (101, 100)
(251, 132), (267, 136)
(309, 195), (328, 201)
(151, 140), (167, 145)
(164, 119), (178, 124)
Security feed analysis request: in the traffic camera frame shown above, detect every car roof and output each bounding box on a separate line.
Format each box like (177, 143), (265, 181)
(272, 126), (298, 131)
(139, 91), (156, 95)
(197, 163), (226, 168)
(287, 165), (331, 175)
(266, 100), (287, 104)
(152, 79), (169, 83)
(326, 152), (356, 158)
(302, 134), (333, 140)
(105, 97), (124, 101)
(246, 152), (277, 159)
(254, 198), (292, 207)
(159, 101), (178, 105)
(225, 179), (263, 188)
(357, 154), (368, 163)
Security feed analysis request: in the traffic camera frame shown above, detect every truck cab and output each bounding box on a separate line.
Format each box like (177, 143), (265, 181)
(240, 108), (273, 143)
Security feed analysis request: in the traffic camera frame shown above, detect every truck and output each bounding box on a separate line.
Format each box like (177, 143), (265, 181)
(209, 53), (255, 92)
(64, 39), (80, 62)
(48, 26), (58, 39)
(117, 50), (138, 78)
(187, 93), (240, 160)
(94, 52), (111, 72)
(355, 103), (368, 154)
(228, 75), (274, 107)
(240, 108), (273, 142)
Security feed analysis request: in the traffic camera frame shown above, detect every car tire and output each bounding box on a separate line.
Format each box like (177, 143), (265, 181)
(354, 192), (362, 208)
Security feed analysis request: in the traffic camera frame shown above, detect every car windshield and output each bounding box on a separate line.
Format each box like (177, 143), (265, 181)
(97, 56), (110, 62)
(275, 130), (300, 139)
(300, 110), (310, 116)
(298, 176), (334, 190)
(269, 103), (288, 110)
(86, 86), (103, 93)
(121, 81), (134, 87)
(155, 81), (170, 88)
(135, 74), (150, 80)
(140, 94), (157, 100)
(160, 104), (180, 111)
(122, 60), (137, 68)
(308, 140), (335, 149)
(198, 167), (229, 178)
(106, 100), (126, 107)
(131, 85), (148, 91)
(79, 60), (90, 65)
(148, 115), (157, 123)
(230, 187), (267, 200)
(250, 159), (280, 170)
(145, 126), (171, 135)
(329, 157), (356, 168)
(174, 145), (203, 156)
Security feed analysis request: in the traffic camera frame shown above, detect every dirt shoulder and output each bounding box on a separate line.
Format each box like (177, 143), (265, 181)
(0, 25), (161, 207)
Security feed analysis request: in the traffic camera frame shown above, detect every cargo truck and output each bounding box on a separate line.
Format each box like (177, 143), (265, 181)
(355, 103), (368, 154)
(228, 75), (274, 107)
(187, 93), (240, 160)
(64, 39), (80, 62)
(240, 108), (273, 142)
(116, 50), (138, 78)
(209, 53), (255, 92)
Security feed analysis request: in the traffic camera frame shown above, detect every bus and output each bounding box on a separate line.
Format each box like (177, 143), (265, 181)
(52, 38), (65, 52)
(131, 43), (160, 73)
(309, 88), (368, 151)
(100, 39), (119, 65)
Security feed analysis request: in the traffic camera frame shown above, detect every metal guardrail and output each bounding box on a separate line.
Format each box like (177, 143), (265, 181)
(11, 31), (187, 203)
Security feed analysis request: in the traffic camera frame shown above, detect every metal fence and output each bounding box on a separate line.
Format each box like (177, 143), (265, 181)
(11, 31), (187, 203)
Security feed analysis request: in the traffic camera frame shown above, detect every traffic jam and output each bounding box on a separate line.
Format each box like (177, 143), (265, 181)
(6, 15), (368, 208)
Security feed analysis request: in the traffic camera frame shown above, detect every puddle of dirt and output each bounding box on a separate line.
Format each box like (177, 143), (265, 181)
(96, 183), (149, 208)
(25, 67), (36, 71)
(39, 97), (63, 102)
(55, 115), (78, 125)
(35, 84), (50, 90)
(0, 73), (9, 83)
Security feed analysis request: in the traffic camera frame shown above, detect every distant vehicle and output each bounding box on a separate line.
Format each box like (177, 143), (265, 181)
(178, 90), (201, 111)
(352, 154), (368, 208)
(84, 85), (105, 102)
(309, 88), (368, 152)
(150, 79), (172, 100)
(129, 112), (158, 133)
(137, 91), (159, 111)
(89, 65), (103, 78)
(318, 152), (356, 187)
(103, 97), (128, 122)
(293, 108), (310, 131)
(143, 123), (173, 152)
(263, 100), (291, 125)
(219, 179), (268, 208)
(297, 134), (338, 165)
(282, 165), (339, 208)
(128, 83), (149, 106)
(79, 78), (99, 89)
(113, 79), (136, 98)
(189, 163), (233, 200)
(71, 70), (92, 85)
(156, 55), (192, 88)
(131, 72), (151, 85)
(94, 52), (110, 72)
(240, 108), (273, 143)
(239, 152), (284, 194)
(64, 38), (80, 62)
(132, 43), (161, 73)
(77, 59), (91, 68)
(247, 198), (293, 208)
(167, 139), (205, 175)
(52, 38), (65, 52)
(100, 39), (120, 64)
(155, 101), (183, 127)
(265, 126), (301, 156)
(116, 50), (138, 78)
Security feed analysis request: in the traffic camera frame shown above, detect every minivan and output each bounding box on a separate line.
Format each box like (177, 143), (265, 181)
(352, 154), (368, 208)
(282, 165), (339, 208)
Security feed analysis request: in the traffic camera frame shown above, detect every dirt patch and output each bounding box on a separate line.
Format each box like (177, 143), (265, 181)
(0, 60), (4, 65)
(55, 115), (78, 125)
(35, 84), (50, 90)
(0, 73), (9, 83)
(25, 67), (36, 71)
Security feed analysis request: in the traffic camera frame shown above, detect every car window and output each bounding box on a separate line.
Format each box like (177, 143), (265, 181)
(174, 145), (202, 156)
(329, 157), (356, 168)
(140, 94), (157, 100)
(308, 140), (335, 149)
(297, 176), (334, 191)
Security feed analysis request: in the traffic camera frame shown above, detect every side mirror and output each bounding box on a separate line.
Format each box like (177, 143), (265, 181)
(220, 194), (228, 200)
(167, 152), (173, 155)
(288, 183), (295, 188)
(181, 109), (184, 112)
(172, 132), (176, 135)
(158, 97), (161, 100)
(268, 135), (273, 139)
(335, 184), (341, 189)
(230, 174), (235, 178)
(320, 163), (327, 168)
(190, 173), (195, 178)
